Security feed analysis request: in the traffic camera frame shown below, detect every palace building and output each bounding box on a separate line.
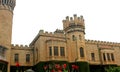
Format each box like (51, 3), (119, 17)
(0, 0), (120, 72)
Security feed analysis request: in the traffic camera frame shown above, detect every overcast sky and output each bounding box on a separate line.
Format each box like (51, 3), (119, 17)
(12, 0), (120, 45)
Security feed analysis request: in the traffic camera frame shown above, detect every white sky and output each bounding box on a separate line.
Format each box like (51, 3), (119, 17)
(12, 0), (120, 45)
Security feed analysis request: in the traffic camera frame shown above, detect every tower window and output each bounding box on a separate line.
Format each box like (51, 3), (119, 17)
(80, 47), (84, 57)
(54, 46), (58, 56)
(72, 35), (76, 41)
(103, 53), (106, 61)
(60, 47), (65, 56)
(49, 46), (52, 56)
(0, 47), (5, 57)
(14, 53), (19, 62)
(26, 54), (30, 62)
(91, 53), (95, 61)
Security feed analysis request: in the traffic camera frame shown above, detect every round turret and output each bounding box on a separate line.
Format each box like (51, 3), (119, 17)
(63, 14), (85, 34)
(0, 0), (16, 72)
(0, 0), (16, 11)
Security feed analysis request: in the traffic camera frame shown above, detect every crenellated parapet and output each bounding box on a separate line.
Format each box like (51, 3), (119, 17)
(39, 29), (65, 38)
(54, 29), (64, 34)
(85, 39), (120, 46)
(11, 44), (31, 49)
(62, 14), (85, 33)
(0, 0), (16, 12)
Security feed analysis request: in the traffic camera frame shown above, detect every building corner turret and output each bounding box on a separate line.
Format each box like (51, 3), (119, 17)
(0, 0), (16, 72)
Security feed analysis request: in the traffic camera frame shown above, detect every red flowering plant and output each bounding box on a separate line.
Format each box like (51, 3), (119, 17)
(44, 64), (56, 72)
(43, 65), (48, 72)
(72, 64), (79, 72)
(16, 62), (20, 67)
(55, 64), (61, 71)
(62, 64), (69, 72)
(44, 63), (69, 72)
(16, 62), (20, 72)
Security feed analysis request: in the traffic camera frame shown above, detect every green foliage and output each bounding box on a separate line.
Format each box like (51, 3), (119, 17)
(0, 62), (7, 72)
(105, 66), (120, 72)
(33, 61), (90, 72)
(33, 61), (45, 72)
(76, 61), (90, 72)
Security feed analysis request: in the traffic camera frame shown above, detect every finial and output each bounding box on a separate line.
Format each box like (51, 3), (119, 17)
(66, 16), (69, 19)
(74, 14), (77, 17)
(80, 15), (83, 19)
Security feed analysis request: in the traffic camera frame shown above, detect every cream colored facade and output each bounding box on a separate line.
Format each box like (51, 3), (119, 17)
(0, 0), (120, 72)
(0, 0), (16, 72)
(9, 15), (120, 71)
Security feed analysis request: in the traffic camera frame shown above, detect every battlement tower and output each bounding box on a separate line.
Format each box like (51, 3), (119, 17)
(0, 0), (16, 47)
(0, 0), (16, 72)
(63, 14), (89, 71)
(63, 14), (85, 34)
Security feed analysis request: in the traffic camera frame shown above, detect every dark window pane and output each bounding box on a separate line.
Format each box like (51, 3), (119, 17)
(54, 46), (58, 56)
(79, 35), (82, 40)
(80, 47), (84, 57)
(26, 54), (30, 62)
(111, 53), (114, 61)
(15, 54), (19, 62)
(91, 53), (95, 61)
(0, 47), (5, 57)
(49, 46), (52, 56)
(60, 47), (65, 56)
(107, 53), (110, 61)
(103, 53), (106, 61)
(72, 35), (76, 41)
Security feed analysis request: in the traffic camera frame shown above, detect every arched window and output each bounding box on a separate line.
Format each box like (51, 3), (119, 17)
(80, 47), (84, 57)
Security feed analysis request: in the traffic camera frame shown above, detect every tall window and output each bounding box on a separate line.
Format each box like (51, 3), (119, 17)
(111, 53), (114, 61)
(79, 35), (82, 40)
(91, 53), (95, 61)
(2, 0), (5, 4)
(80, 47), (84, 57)
(0, 47), (5, 57)
(26, 54), (30, 62)
(54, 46), (58, 56)
(5, 0), (7, 4)
(14, 53), (19, 62)
(103, 53), (106, 61)
(49, 46), (52, 56)
(72, 35), (76, 41)
(36, 48), (38, 61)
(107, 53), (110, 61)
(60, 47), (65, 56)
